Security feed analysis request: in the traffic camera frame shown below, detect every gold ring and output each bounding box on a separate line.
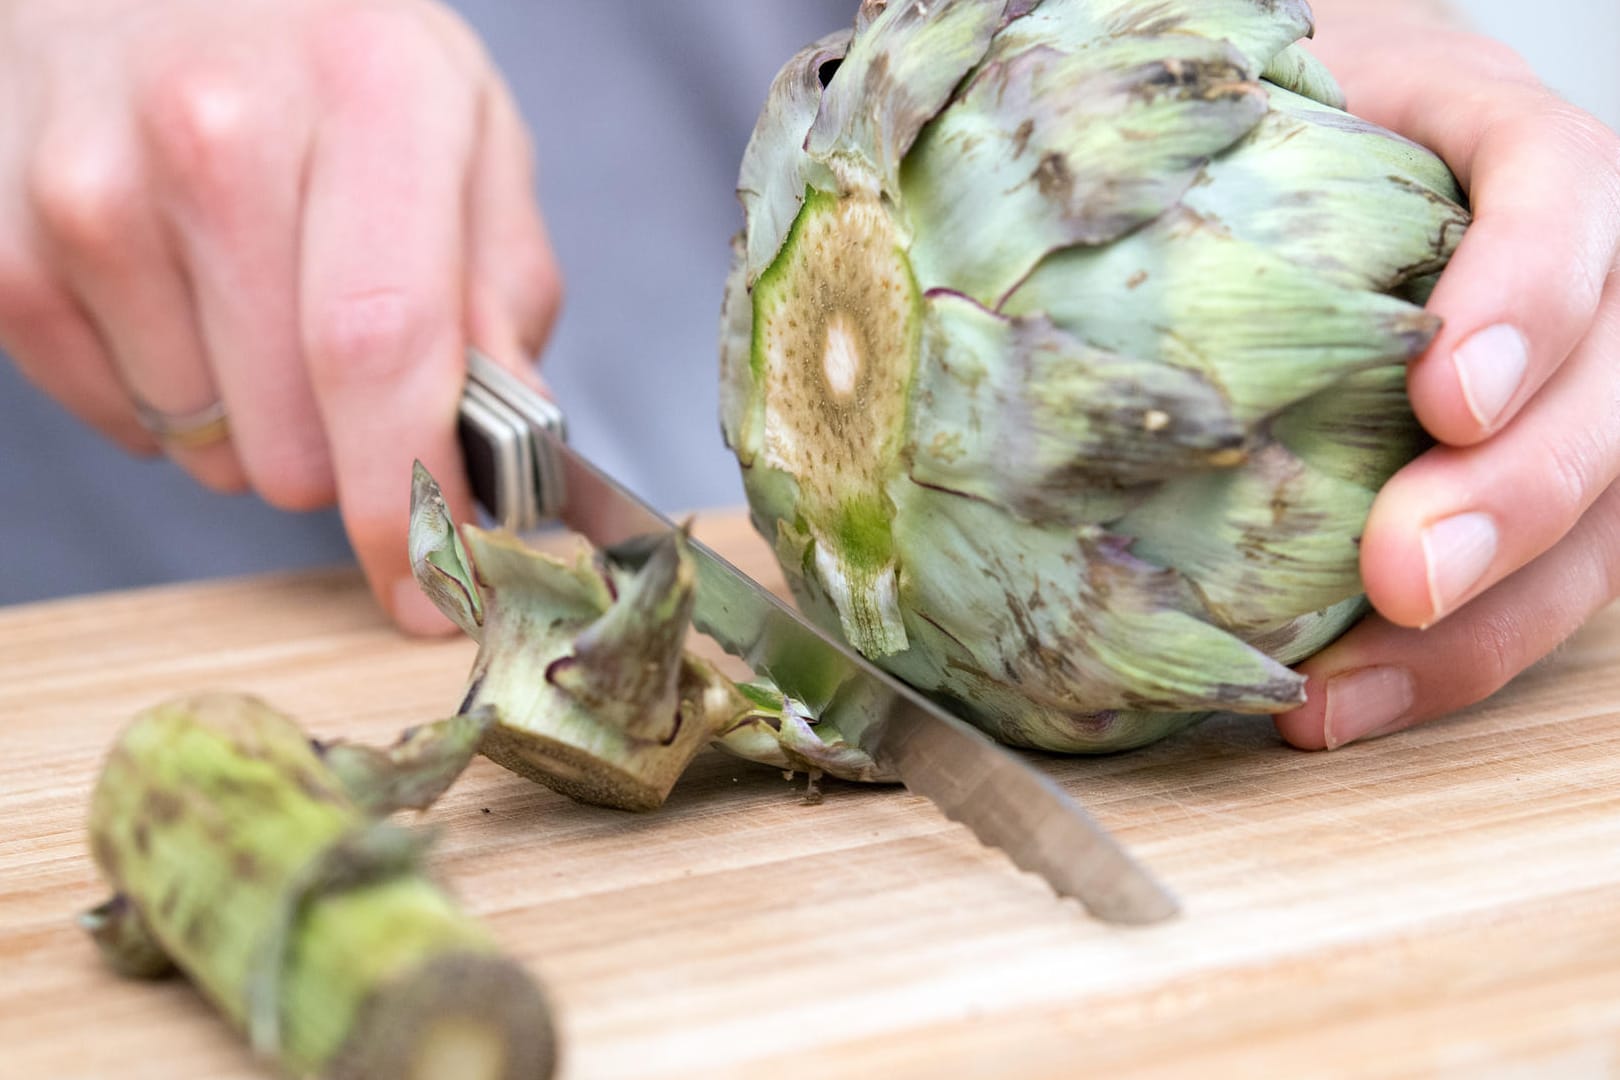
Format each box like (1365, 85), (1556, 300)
(133, 398), (231, 449)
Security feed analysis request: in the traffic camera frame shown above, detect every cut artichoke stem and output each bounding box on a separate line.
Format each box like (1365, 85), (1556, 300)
(408, 466), (887, 812)
(722, 0), (1472, 754)
(751, 188), (920, 657)
(84, 693), (556, 1080)
(455, 527), (714, 812)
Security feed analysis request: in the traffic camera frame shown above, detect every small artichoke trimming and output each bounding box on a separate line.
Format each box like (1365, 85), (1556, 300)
(409, 464), (888, 810)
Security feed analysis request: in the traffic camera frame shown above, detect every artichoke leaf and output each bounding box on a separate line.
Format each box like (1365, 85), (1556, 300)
(1272, 365), (1434, 490)
(315, 711), (495, 818)
(807, 0), (1008, 197)
(719, 237), (758, 463)
(1182, 84), (1470, 292)
(989, 0), (1315, 74)
(737, 29), (852, 284)
(904, 34), (1268, 303)
(908, 291), (1244, 521)
(408, 461), (483, 638)
(1261, 41), (1347, 109)
(1005, 206), (1441, 421)
(888, 481), (1304, 718)
(1115, 441), (1378, 630)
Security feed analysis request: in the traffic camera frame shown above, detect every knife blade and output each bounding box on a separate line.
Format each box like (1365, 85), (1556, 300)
(457, 348), (1178, 925)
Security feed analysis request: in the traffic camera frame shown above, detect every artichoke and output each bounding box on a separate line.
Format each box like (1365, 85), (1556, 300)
(720, 0), (1470, 752)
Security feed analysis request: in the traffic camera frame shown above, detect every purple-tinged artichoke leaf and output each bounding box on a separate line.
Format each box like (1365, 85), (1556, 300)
(991, 0), (1313, 74)
(315, 710), (495, 818)
(710, 679), (896, 783)
(738, 29), (851, 285)
(909, 291), (1245, 523)
(903, 35), (1267, 303)
(1182, 84), (1469, 293)
(1005, 207), (1442, 423)
(807, 0), (1006, 198)
(550, 528), (696, 743)
(408, 462), (484, 639)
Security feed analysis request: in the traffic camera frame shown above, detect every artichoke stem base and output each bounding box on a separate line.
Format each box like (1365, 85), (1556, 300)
(328, 952), (554, 1080)
(477, 720), (687, 813)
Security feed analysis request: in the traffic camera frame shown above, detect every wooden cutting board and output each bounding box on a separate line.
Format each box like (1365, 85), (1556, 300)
(4, 511), (1619, 1079)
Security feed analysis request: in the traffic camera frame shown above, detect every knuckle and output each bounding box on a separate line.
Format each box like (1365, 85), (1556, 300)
(1540, 428), (1605, 524)
(417, 2), (487, 67)
(0, 248), (64, 329)
(28, 141), (141, 255)
(1541, 105), (1620, 216)
(141, 63), (262, 193)
(305, 288), (437, 389)
(1543, 102), (1620, 165)
(1463, 611), (1523, 696)
(1477, 102), (1620, 313)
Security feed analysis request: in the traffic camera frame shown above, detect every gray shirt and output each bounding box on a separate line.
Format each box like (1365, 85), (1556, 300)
(0, 1), (848, 603)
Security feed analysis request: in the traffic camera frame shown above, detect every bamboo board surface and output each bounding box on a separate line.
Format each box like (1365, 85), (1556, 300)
(3, 511), (1620, 1079)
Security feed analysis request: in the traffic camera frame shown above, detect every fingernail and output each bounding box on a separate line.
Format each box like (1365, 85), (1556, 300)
(1323, 666), (1415, 749)
(392, 578), (456, 637)
(1452, 324), (1528, 431)
(1421, 511), (1498, 621)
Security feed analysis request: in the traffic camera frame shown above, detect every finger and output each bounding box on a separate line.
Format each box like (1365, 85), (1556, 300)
(1406, 95), (1620, 445)
(140, 57), (334, 510)
(1300, 30), (1620, 447)
(298, 10), (479, 635)
(28, 116), (245, 491)
(0, 235), (153, 454)
(0, 32), (151, 453)
(1276, 478), (1620, 751)
(1361, 273), (1620, 628)
(464, 76), (562, 371)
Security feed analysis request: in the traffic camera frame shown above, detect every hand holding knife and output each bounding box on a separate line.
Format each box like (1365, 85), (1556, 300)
(457, 348), (1178, 925)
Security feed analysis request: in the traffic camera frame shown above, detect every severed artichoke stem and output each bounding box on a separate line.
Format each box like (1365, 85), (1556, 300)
(409, 464), (886, 813)
(84, 693), (556, 1080)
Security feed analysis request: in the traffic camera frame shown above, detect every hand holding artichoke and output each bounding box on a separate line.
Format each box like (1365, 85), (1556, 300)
(1256, 0), (1620, 749)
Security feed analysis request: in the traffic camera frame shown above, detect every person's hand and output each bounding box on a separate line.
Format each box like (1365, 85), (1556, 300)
(0, 0), (561, 633)
(1275, 4), (1620, 749)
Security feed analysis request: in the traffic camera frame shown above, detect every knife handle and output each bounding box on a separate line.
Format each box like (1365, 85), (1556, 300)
(456, 348), (568, 532)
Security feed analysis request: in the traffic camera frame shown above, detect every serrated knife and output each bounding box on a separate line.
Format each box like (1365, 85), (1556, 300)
(456, 347), (1178, 925)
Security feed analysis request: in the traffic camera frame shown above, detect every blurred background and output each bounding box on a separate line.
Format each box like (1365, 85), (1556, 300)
(1, 0), (1616, 606)
(1459, 0), (1617, 129)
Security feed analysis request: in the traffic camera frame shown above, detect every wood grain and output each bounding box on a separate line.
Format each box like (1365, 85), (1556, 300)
(3, 512), (1619, 1079)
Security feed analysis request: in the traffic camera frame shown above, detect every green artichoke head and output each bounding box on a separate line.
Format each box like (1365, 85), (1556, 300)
(720, 0), (1469, 752)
